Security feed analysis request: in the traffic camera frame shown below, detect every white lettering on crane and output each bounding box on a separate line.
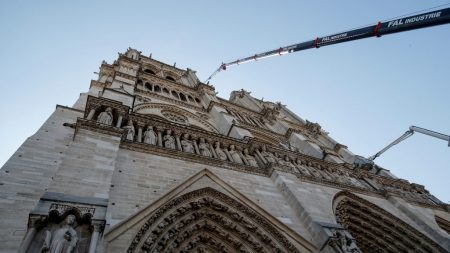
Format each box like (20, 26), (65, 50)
(322, 33), (348, 42)
(388, 11), (442, 28)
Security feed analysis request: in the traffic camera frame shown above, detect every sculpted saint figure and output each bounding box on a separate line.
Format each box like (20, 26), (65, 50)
(97, 107), (113, 125)
(123, 120), (135, 141)
(163, 129), (176, 149)
(260, 145), (276, 164)
(214, 142), (227, 161)
(143, 126), (157, 145)
(243, 148), (258, 167)
(41, 214), (78, 253)
(229, 145), (244, 164)
(198, 138), (212, 157)
(181, 134), (195, 153)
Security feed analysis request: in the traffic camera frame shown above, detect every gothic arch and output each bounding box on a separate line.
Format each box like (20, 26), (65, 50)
(333, 191), (446, 253)
(127, 187), (302, 253)
(134, 103), (219, 133)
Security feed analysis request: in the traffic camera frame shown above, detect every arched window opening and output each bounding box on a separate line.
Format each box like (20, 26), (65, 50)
(171, 90), (179, 99)
(179, 93), (187, 101)
(188, 96), (195, 103)
(154, 85), (161, 93)
(195, 97), (201, 103)
(136, 79), (143, 85)
(163, 88), (170, 94)
(165, 76), (175, 81)
(144, 69), (156, 75)
(145, 82), (152, 91)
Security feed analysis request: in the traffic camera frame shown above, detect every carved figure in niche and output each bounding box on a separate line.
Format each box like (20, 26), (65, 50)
(198, 138), (212, 157)
(163, 129), (176, 149)
(143, 126), (157, 145)
(41, 215), (78, 253)
(260, 145), (276, 164)
(229, 145), (243, 164)
(123, 120), (135, 141)
(214, 142), (227, 161)
(96, 107), (113, 125)
(243, 148), (258, 167)
(181, 134), (194, 153)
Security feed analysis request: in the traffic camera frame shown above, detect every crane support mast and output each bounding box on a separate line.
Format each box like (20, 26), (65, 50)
(205, 7), (450, 82)
(368, 126), (450, 161)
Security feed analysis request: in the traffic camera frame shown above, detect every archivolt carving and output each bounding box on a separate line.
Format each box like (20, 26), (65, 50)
(128, 188), (300, 253)
(333, 191), (447, 253)
(435, 216), (450, 235)
(134, 103), (218, 133)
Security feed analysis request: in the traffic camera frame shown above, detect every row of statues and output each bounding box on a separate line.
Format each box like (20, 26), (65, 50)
(94, 109), (368, 188)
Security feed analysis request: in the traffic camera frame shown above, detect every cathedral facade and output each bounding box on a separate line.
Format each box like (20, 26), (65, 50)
(1, 48), (449, 253)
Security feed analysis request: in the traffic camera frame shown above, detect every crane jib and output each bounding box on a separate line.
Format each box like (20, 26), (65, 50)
(207, 7), (450, 82)
(292, 7), (450, 51)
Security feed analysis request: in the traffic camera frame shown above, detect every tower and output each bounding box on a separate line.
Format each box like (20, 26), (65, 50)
(1, 48), (449, 252)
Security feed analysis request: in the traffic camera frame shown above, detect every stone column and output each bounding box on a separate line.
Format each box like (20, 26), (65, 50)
(255, 149), (267, 164)
(88, 222), (103, 253)
(137, 125), (143, 143)
(87, 109), (96, 120)
(157, 128), (163, 147)
(175, 132), (182, 151)
(18, 216), (41, 253)
(209, 140), (218, 158)
(192, 136), (200, 154)
(116, 115), (123, 128)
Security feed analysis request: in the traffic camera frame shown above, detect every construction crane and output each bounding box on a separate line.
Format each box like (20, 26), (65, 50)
(368, 126), (450, 161)
(205, 6), (450, 83)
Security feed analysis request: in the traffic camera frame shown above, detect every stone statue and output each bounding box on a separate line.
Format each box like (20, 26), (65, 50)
(123, 120), (135, 141)
(260, 145), (276, 164)
(163, 129), (176, 149)
(97, 107), (113, 125)
(41, 214), (78, 253)
(214, 142), (227, 161)
(198, 138), (212, 157)
(181, 134), (194, 153)
(228, 145), (243, 164)
(243, 148), (258, 167)
(143, 126), (157, 145)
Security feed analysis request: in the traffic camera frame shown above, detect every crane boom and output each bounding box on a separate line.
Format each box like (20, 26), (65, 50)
(368, 126), (450, 161)
(205, 7), (450, 82)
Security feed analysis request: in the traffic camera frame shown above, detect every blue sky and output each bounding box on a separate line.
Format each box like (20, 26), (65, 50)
(0, 1), (449, 202)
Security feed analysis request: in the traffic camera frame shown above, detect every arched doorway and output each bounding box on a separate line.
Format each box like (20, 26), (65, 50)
(333, 191), (446, 253)
(127, 187), (302, 253)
